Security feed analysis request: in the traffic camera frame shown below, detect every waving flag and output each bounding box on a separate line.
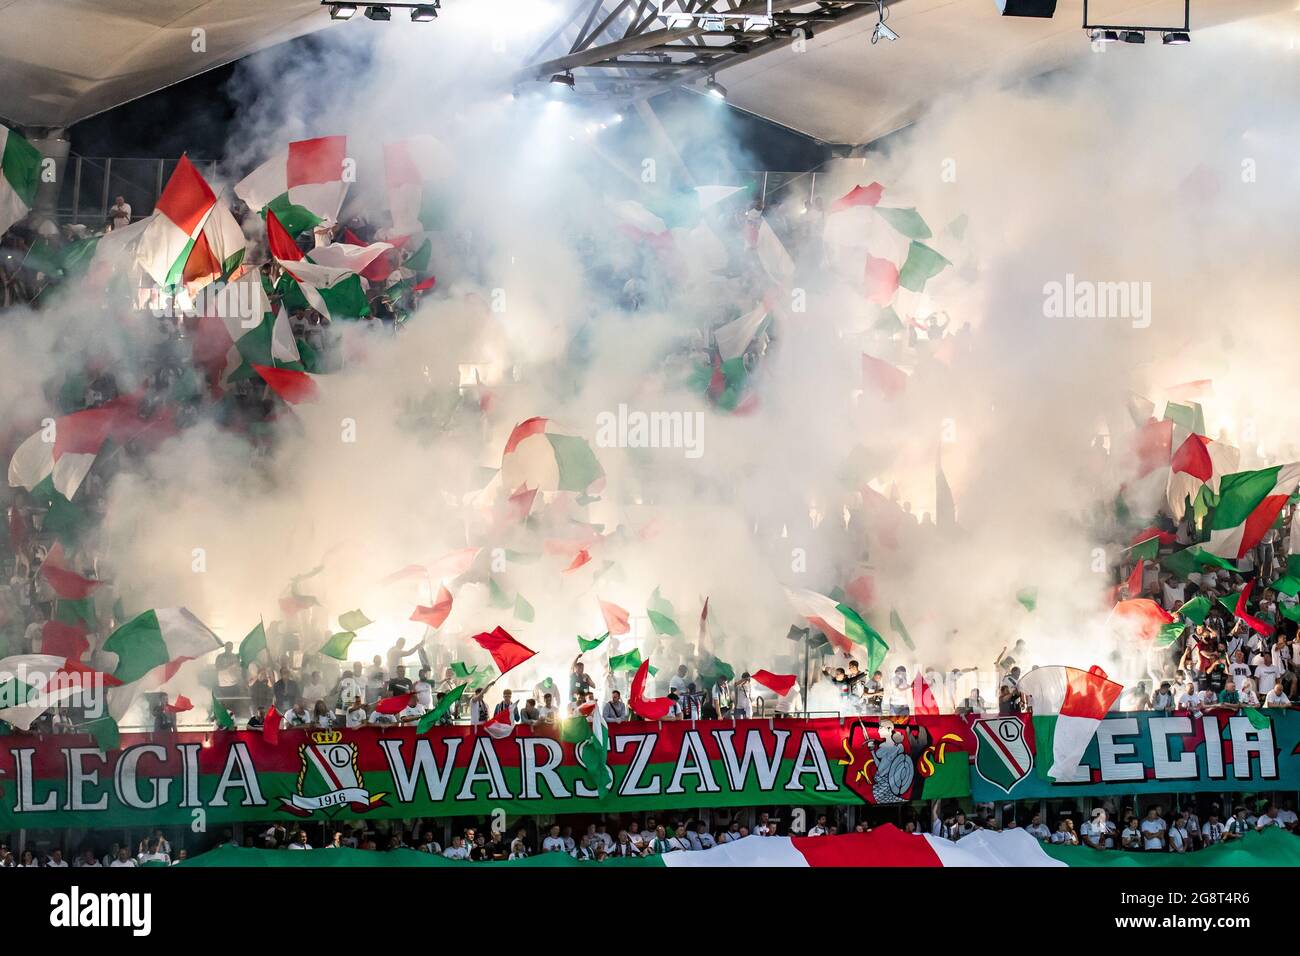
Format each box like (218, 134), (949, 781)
(103, 608), (222, 685)
(1205, 464), (1300, 559)
(411, 586), (453, 629)
(629, 659), (672, 720)
(501, 417), (604, 496)
(784, 587), (888, 672)
(0, 124), (40, 237)
(752, 670), (797, 696)
(470, 626), (535, 676)
(235, 135), (348, 237)
(266, 210), (371, 322)
(136, 155), (217, 287)
(1019, 665), (1123, 782)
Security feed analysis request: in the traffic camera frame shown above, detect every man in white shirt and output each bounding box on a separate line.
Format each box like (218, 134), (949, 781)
(690, 821), (716, 850)
(442, 836), (470, 860)
(1081, 809), (1115, 849)
(541, 825), (567, 853)
(669, 665), (690, 697)
(1139, 807), (1167, 850)
(1255, 803), (1285, 830)
(665, 824), (692, 852)
(108, 196), (132, 229)
(337, 663), (364, 709)
(397, 698), (427, 725)
(288, 831), (312, 850)
(45, 849), (69, 867)
(282, 698), (312, 727)
(345, 696), (368, 729)
(1200, 810), (1225, 846)
(1019, 812), (1047, 841)
(1167, 814), (1189, 853)
(1176, 683), (1201, 712)
(1265, 680), (1291, 707)
(733, 673), (753, 718)
(807, 814), (830, 837)
(109, 848), (137, 867)
(414, 669), (435, 709)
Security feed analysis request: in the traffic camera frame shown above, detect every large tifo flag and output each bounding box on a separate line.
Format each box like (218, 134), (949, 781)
(135, 155), (217, 287)
(784, 587), (888, 672)
(1204, 463), (1300, 559)
(1018, 665), (1123, 783)
(235, 135), (349, 237)
(0, 123), (41, 236)
(659, 825), (1063, 868)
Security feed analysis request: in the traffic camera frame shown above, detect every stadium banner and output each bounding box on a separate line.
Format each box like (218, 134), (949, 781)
(0, 716), (973, 828)
(968, 710), (1300, 802)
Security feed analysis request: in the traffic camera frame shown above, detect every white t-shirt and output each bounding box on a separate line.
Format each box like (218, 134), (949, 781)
(45, 859), (69, 867)
(138, 852), (170, 864)
(1168, 826), (1188, 851)
(1140, 818), (1166, 850)
(1025, 823), (1050, 841)
(288, 842), (311, 850)
(398, 702), (427, 722)
(109, 859), (137, 867)
(283, 709), (311, 727)
(414, 680), (434, 709)
(1265, 690), (1291, 707)
(541, 836), (567, 853)
(345, 706), (367, 729)
(442, 845), (469, 860)
(338, 675), (362, 706)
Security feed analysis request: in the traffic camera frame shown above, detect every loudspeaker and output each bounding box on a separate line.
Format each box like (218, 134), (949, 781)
(994, 0), (1057, 16)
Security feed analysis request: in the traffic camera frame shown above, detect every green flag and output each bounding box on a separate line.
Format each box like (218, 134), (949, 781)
(513, 594), (535, 622)
(646, 588), (681, 637)
(888, 608), (916, 651)
(1016, 587), (1038, 613)
(338, 609), (372, 632)
(1267, 555), (1300, 597)
(1127, 537), (1160, 562)
(83, 715), (120, 752)
(418, 683), (466, 733)
(1155, 621), (1187, 648)
(489, 577), (512, 609)
(559, 715), (592, 744)
(211, 695), (236, 731)
(1244, 707), (1272, 731)
(875, 206), (932, 240)
(320, 631), (356, 661)
(698, 654), (734, 686)
(1177, 595), (1211, 626)
(608, 648), (643, 672)
(239, 621), (267, 667)
(577, 632), (608, 653)
(897, 241), (950, 292)
(1280, 604), (1300, 624)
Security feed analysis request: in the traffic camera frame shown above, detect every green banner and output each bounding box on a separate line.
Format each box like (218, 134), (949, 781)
(0, 716), (974, 829)
(969, 710), (1300, 801)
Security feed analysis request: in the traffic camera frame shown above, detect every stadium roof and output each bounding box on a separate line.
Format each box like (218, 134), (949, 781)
(0, 0), (1292, 143)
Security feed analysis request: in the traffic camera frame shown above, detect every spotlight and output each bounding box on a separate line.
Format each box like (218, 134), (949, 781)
(328, 3), (357, 19)
(1089, 28), (1118, 43)
(410, 4), (437, 20)
(549, 71), (576, 88)
(704, 76), (727, 100)
(1162, 31), (1190, 45)
(1120, 30), (1145, 44)
(364, 5), (391, 21)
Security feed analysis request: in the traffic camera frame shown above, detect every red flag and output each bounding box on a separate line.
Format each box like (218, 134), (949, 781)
(1171, 433), (1212, 482)
(1125, 559), (1145, 598)
(829, 182), (883, 213)
(629, 660), (673, 720)
(164, 695), (193, 714)
(427, 547), (481, 580)
(752, 670), (797, 697)
(599, 599), (630, 636)
(1129, 526), (1176, 548)
(39, 544), (101, 600)
(506, 486), (537, 522)
(375, 692), (415, 715)
(483, 709), (515, 739)
(911, 674), (940, 716)
(862, 353), (907, 400)
(470, 626), (536, 675)
(1234, 579), (1275, 637)
(1133, 418), (1173, 477)
(265, 210), (305, 262)
(253, 365), (319, 404)
(279, 594), (317, 616)
(264, 705), (282, 746)
(863, 254), (899, 304)
(1111, 598), (1174, 641)
(41, 621), (89, 661)
(563, 549), (591, 573)
(411, 585), (453, 629)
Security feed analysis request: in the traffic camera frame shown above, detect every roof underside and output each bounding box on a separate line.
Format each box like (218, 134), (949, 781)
(0, 0), (1293, 143)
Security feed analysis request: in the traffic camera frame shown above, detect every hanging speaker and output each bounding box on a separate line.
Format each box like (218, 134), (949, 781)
(994, 0), (1057, 16)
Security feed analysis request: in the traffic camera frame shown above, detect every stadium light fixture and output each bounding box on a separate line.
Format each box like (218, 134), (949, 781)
(550, 71), (576, 88)
(328, 3), (358, 19)
(704, 76), (727, 100)
(410, 4), (437, 21)
(1082, 0), (1190, 47)
(365, 5), (392, 21)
